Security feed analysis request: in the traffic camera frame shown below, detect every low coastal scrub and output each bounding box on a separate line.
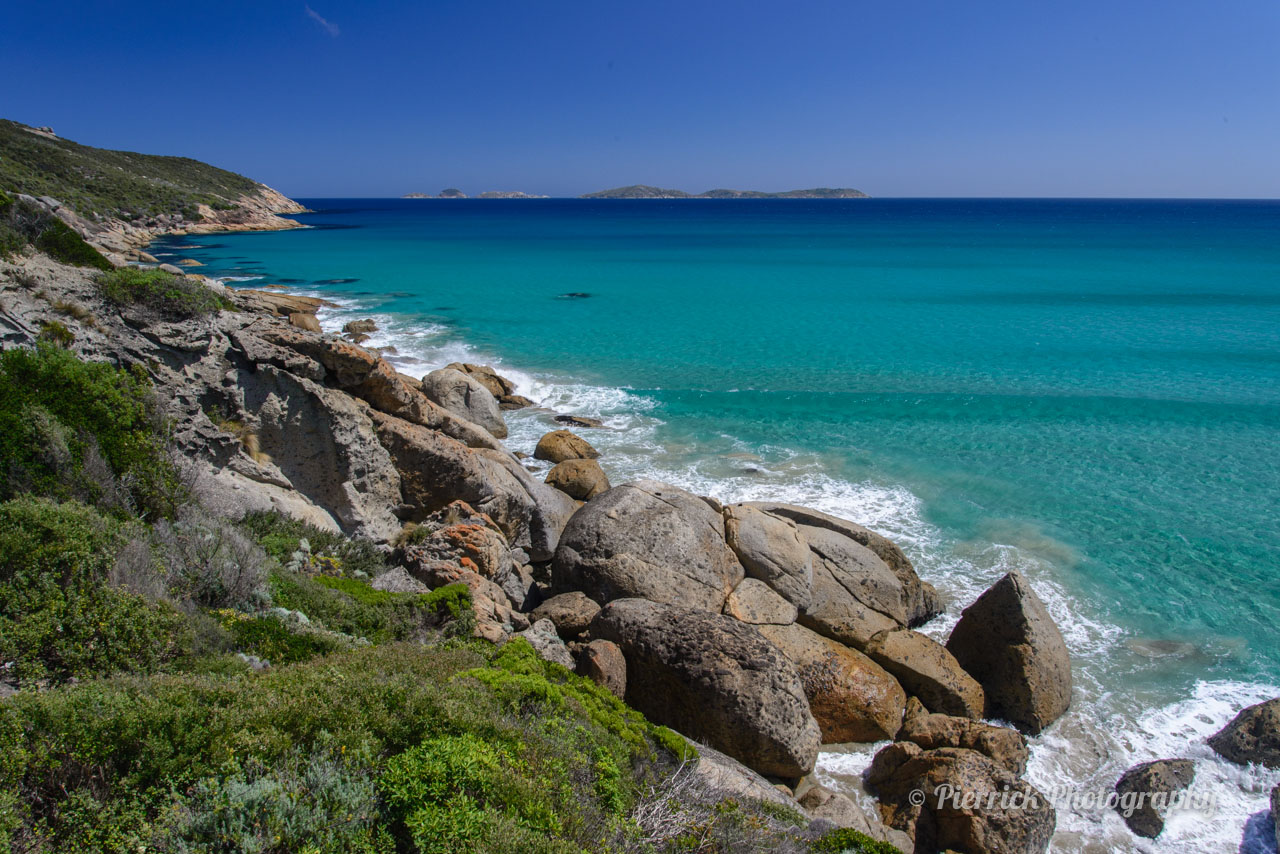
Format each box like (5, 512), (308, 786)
(0, 193), (110, 269)
(0, 640), (691, 853)
(0, 344), (179, 517)
(96, 267), (232, 319)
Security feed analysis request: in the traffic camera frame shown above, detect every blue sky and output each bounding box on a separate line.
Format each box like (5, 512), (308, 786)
(5, 1), (1278, 197)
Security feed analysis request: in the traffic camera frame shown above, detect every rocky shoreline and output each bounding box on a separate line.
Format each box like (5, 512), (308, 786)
(3, 224), (1278, 853)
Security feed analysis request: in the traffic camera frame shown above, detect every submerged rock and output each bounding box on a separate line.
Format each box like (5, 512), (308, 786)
(552, 480), (743, 612)
(945, 571), (1072, 734)
(591, 598), (820, 778)
(1207, 697), (1280, 768)
(1113, 758), (1195, 839)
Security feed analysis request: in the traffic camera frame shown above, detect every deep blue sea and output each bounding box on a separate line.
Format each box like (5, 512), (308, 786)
(151, 198), (1280, 851)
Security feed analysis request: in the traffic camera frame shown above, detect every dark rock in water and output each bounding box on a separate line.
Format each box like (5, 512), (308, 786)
(315, 277), (360, 284)
(590, 597), (820, 778)
(945, 571), (1072, 734)
(1272, 784), (1279, 851)
(343, 318), (378, 335)
(552, 480), (743, 612)
(1208, 698), (1280, 768)
(499, 394), (534, 410)
(867, 742), (1055, 854)
(1113, 759), (1195, 839)
(555, 414), (604, 428)
(558, 292), (591, 299)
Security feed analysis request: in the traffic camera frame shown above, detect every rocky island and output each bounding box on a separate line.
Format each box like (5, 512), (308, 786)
(581, 185), (870, 199)
(0, 119), (1273, 854)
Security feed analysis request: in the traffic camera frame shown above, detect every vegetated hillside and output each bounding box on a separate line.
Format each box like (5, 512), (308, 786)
(582, 185), (868, 199)
(0, 119), (264, 220)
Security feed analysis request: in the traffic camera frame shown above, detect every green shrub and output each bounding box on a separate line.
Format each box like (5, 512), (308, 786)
(36, 319), (73, 347)
(0, 497), (187, 685)
(219, 612), (346, 665)
(153, 746), (394, 854)
(810, 827), (903, 853)
(0, 222), (24, 258)
(268, 571), (444, 644)
(96, 266), (231, 319)
(31, 217), (111, 270)
(240, 510), (389, 578)
(0, 344), (179, 516)
(2, 639), (694, 853)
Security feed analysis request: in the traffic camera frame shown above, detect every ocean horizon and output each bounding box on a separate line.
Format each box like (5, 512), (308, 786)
(151, 197), (1280, 852)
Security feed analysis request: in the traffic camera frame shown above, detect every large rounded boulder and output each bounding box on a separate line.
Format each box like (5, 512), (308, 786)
(865, 627), (985, 719)
(551, 480), (744, 612)
(420, 367), (508, 439)
(723, 504), (813, 610)
(1207, 698), (1280, 768)
(545, 458), (610, 500)
(590, 598), (821, 778)
(757, 621), (906, 743)
(534, 429), (599, 464)
(945, 571), (1072, 734)
(1113, 758), (1195, 839)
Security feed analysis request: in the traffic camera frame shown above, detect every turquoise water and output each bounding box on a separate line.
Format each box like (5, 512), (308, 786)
(153, 199), (1280, 850)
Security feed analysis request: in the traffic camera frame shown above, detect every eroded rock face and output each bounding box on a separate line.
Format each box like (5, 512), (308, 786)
(1207, 698), (1280, 769)
(867, 743), (1055, 854)
(372, 413), (572, 561)
(420, 367), (508, 439)
(898, 700), (1029, 776)
(757, 621), (905, 744)
(551, 481), (744, 613)
(945, 571), (1072, 734)
(242, 365), (403, 542)
(723, 504), (813, 610)
(590, 598), (820, 778)
(446, 362), (516, 398)
(1113, 759), (1195, 839)
(723, 578), (799, 626)
(545, 458), (610, 500)
(865, 628), (985, 719)
(534, 429), (600, 463)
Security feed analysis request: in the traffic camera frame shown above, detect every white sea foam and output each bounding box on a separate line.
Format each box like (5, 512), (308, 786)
(311, 300), (1280, 854)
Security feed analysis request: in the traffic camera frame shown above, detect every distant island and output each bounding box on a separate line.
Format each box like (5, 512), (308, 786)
(581, 184), (869, 199)
(401, 189), (547, 199)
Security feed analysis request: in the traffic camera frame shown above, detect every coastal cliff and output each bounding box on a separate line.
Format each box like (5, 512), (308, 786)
(1, 131), (1270, 854)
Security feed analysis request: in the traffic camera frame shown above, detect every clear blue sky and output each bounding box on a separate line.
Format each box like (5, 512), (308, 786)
(5, 1), (1278, 197)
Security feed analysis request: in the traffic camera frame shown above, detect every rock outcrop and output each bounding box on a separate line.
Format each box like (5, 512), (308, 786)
(723, 504), (814, 610)
(867, 742), (1055, 854)
(1113, 759), (1195, 839)
(865, 627), (985, 719)
(757, 621), (905, 743)
(530, 591), (600, 639)
(898, 699), (1029, 776)
(552, 481), (744, 612)
(723, 578), (799, 626)
(1207, 698), (1280, 769)
(573, 638), (626, 698)
(590, 598), (820, 778)
(945, 571), (1072, 734)
(420, 367), (508, 439)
